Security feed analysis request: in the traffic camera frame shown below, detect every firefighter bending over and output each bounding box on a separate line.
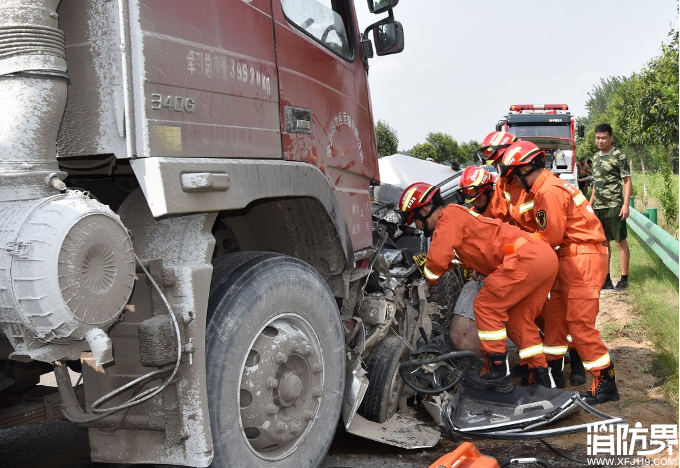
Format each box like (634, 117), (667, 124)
(498, 140), (619, 404)
(399, 183), (558, 393)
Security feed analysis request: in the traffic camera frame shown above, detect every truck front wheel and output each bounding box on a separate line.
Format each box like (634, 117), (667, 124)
(206, 253), (345, 468)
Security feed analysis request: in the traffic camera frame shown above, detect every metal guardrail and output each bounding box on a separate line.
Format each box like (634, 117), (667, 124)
(627, 207), (679, 277)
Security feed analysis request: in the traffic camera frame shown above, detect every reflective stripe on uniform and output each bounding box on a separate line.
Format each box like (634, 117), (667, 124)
(423, 265), (440, 281)
(544, 345), (568, 355)
(478, 328), (507, 341)
(504, 191), (511, 201)
(583, 352), (611, 370)
(519, 344), (544, 359)
(468, 210), (480, 217)
(567, 335), (573, 342)
(518, 200), (534, 214)
(573, 192), (587, 206)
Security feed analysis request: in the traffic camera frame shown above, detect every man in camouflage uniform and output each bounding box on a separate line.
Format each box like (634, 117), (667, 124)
(589, 124), (631, 290)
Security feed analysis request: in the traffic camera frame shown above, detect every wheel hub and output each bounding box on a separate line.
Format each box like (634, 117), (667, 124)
(278, 371), (303, 406)
(239, 317), (324, 454)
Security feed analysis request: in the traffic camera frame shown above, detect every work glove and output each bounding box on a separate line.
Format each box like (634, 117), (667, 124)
(413, 252), (428, 277)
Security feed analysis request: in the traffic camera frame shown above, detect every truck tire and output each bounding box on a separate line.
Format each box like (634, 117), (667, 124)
(359, 335), (409, 423)
(428, 267), (464, 328)
(206, 252), (345, 468)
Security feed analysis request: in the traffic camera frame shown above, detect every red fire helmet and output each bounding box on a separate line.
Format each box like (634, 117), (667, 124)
(477, 131), (518, 165)
(399, 182), (441, 225)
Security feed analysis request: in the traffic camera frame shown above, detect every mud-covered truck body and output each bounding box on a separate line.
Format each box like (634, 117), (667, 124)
(0, 1), (418, 466)
(496, 104), (585, 187)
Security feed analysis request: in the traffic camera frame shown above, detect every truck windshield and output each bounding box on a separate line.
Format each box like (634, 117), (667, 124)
(508, 125), (571, 139)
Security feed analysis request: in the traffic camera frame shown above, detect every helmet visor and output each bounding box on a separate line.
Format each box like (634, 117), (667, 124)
(477, 143), (512, 165)
(458, 184), (489, 203)
(499, 164), (523, 179)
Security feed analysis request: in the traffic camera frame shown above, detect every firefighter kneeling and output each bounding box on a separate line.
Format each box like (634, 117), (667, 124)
(399, 183), (558, 392)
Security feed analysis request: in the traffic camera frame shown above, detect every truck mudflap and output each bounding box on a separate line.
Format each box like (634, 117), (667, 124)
(422, 385), (623, 441)
(342, 360), (440, 449)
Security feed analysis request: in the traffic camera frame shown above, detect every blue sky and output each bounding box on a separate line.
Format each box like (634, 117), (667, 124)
(356, 0), (679, 150)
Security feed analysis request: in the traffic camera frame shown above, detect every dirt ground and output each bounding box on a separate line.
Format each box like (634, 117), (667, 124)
(433, 288), (680, 467)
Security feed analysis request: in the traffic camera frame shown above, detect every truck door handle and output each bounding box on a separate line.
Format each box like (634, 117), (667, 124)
(284, 106), (312, 134)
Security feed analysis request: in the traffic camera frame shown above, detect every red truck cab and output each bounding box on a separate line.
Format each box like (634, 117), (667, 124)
(0, 1), (404, 467)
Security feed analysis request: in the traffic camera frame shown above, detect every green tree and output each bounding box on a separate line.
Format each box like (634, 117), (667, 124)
(425, 132), (457, 163)
(576, 76), (626, 157)
(582, 76), (627, 128)
(455, 139), (481, 165)
(638, 31), (679, 223)
(638, 32), (679, 159)
(375, 120), (399, 157)
(411, 142), (437, 160)
(610, 74), (652, 206)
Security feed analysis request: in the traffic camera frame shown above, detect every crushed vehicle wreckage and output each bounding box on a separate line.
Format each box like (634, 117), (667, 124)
(341, 155), (623, 448)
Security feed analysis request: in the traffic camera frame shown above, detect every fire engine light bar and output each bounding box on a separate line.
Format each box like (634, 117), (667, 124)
(510, 104), (569, 112)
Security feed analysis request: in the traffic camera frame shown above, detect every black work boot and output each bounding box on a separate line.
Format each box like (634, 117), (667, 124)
(547, 357), (566, 388)
(465, 353), (513, 393)
(512, 363), (530, 378)
(569, 349), (586, 385)
(602, 276), (614, 290)
(521, 367), (555, 388)
(581, 363), (620, 405)
(614, 278), (628, 290)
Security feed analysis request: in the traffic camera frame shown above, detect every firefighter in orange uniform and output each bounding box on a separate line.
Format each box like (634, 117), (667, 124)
(477, 131), (587, 386)
(458, 166), (497, 217)
(399, 183), (558, 392)
(498, 140), (619, 404)
(477, 131), (538, 231)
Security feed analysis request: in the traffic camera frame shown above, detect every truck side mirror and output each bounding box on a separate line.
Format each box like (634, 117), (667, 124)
(496, 120), (506, 132)
(577, 124), (585, 138)
(372, 21), (404, 55)
(368, 0), (399, 14)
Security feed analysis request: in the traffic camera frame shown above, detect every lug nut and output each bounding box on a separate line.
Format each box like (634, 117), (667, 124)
(290, 422), (303, 435)
(312, 364), (323, 374)
(303, 411), (315, 421)
(276, 423), (287, 433)
(312, 386), (323, 398)
(275, 352), (288, 364)
(265, 404), (279, 415)
(266, 377), (279, 388)
(301, 345), (313, 356)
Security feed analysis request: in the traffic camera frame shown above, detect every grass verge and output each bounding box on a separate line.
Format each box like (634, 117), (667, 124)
(612, 230), (679, 405)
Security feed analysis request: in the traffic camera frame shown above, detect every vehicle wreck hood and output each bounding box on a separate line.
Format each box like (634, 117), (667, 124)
(374, 154), (462, 205)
